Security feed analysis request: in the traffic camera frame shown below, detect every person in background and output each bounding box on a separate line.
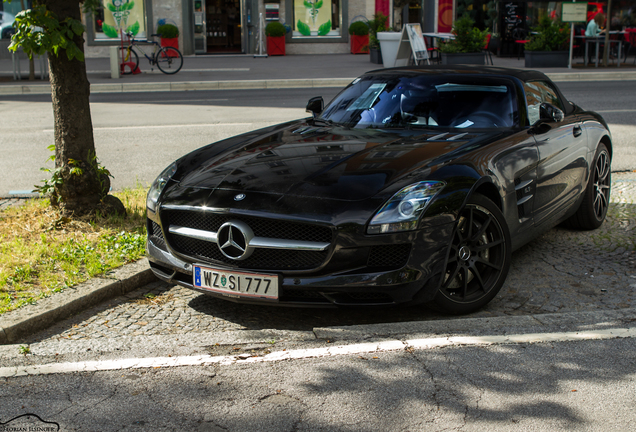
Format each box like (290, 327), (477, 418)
(586, 12), (606, 37)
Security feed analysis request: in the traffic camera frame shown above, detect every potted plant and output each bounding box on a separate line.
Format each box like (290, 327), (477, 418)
(266, 21), (286, 56)
(439, 15), (489, 65)
(367, 12), (387, 64)
(524, 14), (570, 67)
(349, 21), (369, 54)
(157, 23), (179, 54)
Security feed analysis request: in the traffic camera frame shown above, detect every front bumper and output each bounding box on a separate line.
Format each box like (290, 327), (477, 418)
(146, 220), (455, 307)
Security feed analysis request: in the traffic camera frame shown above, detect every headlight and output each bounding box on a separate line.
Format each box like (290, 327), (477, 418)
(367, 181), (445, 234)
(146, 162), (177, 212)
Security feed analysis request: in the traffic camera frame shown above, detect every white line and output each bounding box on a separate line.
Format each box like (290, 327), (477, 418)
(86, 68), (250, 73)
(42, 123), (252, 132)
(2, 328), (635, 378)
(595, 109), (636, 113)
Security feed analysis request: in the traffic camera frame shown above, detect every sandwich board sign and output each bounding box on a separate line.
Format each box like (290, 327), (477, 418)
(394, 23), (430, 66)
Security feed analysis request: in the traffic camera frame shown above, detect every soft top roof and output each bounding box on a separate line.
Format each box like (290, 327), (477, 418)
(365, 65), (549, 83)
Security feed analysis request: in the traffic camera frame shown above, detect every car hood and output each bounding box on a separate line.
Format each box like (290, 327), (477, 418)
(176, 121), (508, 202)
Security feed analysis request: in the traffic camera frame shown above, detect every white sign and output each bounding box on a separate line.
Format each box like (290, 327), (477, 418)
(562, 2), (588, 23)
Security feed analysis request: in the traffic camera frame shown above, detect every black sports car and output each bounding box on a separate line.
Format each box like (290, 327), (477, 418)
(146, 66), (612, 314)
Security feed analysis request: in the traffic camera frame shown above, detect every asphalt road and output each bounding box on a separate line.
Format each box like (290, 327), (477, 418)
(0, 82), (635, 196)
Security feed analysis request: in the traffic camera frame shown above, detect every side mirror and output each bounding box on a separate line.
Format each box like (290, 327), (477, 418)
(306, 96), (324, 118)
(539, 103), (564, 123)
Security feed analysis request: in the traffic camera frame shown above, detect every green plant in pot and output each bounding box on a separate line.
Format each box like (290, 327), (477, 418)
(157, 23), (179, 51)
(524, 14), (569, 67)
(439, 15), (488, 54)
(265, 21), (286, 56)
(525, 14), (569, 52)
(157, 23), (179, 39)
(349, 21), (369, 54)
(366, 12), (388, 63)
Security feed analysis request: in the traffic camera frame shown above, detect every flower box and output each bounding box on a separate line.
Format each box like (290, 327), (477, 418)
(160, 37), (179, 57)
(267, 36), (286, 56)
(351, 35), (369, 54)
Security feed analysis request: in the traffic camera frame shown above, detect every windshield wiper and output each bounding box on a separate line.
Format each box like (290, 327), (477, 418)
(311, 118), (336, 127)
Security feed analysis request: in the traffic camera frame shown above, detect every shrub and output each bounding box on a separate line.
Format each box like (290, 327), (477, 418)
(349, 21), (369, 36)
(367, 12), (388, 49)
(439, 15), (488, 54)
(157, 23), (179, 39)
(266, 21), (286, 37)
(525, 14), (569, 51)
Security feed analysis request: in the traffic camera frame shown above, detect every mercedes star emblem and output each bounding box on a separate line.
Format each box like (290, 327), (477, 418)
(216, 220), (254, 260)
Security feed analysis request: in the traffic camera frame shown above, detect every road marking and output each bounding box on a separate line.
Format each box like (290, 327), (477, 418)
(86, 68), (250, 74)
(42, 123), (252, 132)
(596, 109), (636, 113)
(2, 327), (635, 378)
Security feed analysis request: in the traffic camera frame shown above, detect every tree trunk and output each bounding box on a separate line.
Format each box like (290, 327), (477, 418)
(42, 0), (119, 216)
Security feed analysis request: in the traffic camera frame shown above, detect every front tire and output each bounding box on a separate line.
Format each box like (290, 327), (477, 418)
(563, 143), (611, 230)
(433, 194), (511, 314)
(156, 47), (183, 74)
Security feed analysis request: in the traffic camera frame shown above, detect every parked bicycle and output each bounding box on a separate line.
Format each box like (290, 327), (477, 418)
(120, 32), (183, 75)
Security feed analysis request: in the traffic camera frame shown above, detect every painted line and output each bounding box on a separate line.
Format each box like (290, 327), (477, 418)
(595, 109), (636, 113)
(42, 123), (252, 132)
(2, 328), (635, 378)
(86, 68), (250, 74)
(9, 190), (34, 195)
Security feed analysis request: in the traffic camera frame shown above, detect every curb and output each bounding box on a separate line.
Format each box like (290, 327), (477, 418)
(0, 72), (635, 95)
(0, 259), (156, 344)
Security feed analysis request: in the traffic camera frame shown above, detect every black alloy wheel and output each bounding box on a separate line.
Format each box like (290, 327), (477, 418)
(564, 143), (611, 230)
(433, 194), (511, 314)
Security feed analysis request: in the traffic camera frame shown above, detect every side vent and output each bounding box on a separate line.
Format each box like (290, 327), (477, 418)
(515, 178), (534, 220)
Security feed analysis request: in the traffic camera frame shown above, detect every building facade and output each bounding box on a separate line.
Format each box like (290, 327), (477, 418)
(80, 0), (635, 57)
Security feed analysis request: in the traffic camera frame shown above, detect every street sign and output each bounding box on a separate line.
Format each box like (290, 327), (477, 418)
(562, 2), (588, 23)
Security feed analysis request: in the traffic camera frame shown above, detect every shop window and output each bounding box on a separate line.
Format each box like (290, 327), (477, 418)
(92, 0), (147, 41)
(293, 0), (341, 38)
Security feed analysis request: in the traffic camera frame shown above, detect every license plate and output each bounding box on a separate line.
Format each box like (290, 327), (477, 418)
(193, 265), (279, 299)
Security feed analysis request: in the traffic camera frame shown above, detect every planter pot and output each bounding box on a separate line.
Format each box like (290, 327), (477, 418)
(369, 47), (383, 64)
(350, 35), (369, 54)
(267, 36), (286, 56)
(441, 52), (485, 65)
(524, 50), (568, 68)
(377, 32), (404, 68)
(160, 37), (179, 57)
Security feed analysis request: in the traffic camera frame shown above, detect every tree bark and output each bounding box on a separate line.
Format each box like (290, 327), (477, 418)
(42, 0), (121, 216)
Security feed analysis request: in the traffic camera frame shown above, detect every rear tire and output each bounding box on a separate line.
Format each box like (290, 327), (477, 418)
(432, 194), (511, 315)
(119, 47), (139, 75)
(563, 143), (611, 230)
(156, 47), (183, 74)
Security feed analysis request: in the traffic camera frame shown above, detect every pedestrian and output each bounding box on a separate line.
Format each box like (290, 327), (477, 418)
(586, 12), (606, 37)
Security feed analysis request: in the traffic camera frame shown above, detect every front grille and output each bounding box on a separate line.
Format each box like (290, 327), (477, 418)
(162, 210), (333, 271)
(148, 220), (166, 250)
(163, 210), (332, 243)
(367, 244), (411, 269)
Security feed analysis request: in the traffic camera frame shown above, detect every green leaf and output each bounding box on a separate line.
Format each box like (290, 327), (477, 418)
(47, 144), (56, 152)
(102, 24), (119, 39)
(318, 20), (331, 36)
(71, 20), (85, 36)
(304, 1), (312, 8)
(107, 3), (117, 12)
(127, 21), (140, 36)
(297, 20), (311, 36)
(315, 0), (323, 9)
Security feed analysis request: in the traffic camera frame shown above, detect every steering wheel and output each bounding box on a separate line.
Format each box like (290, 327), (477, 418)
(453, 111), (506, 128)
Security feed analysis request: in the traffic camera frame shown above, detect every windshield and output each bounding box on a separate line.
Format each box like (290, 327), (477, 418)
(320, 74), (519, 130)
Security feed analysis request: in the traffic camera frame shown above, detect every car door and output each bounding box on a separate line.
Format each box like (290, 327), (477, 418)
(525, 80), (588, 228)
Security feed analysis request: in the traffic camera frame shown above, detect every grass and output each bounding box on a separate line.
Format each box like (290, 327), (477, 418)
(0, 188), (148, 315)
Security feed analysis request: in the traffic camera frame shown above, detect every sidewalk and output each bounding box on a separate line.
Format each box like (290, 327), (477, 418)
(1, 53), (636, 95)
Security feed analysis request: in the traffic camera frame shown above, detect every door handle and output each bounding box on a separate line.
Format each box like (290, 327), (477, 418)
(573, 126), (582, 138)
